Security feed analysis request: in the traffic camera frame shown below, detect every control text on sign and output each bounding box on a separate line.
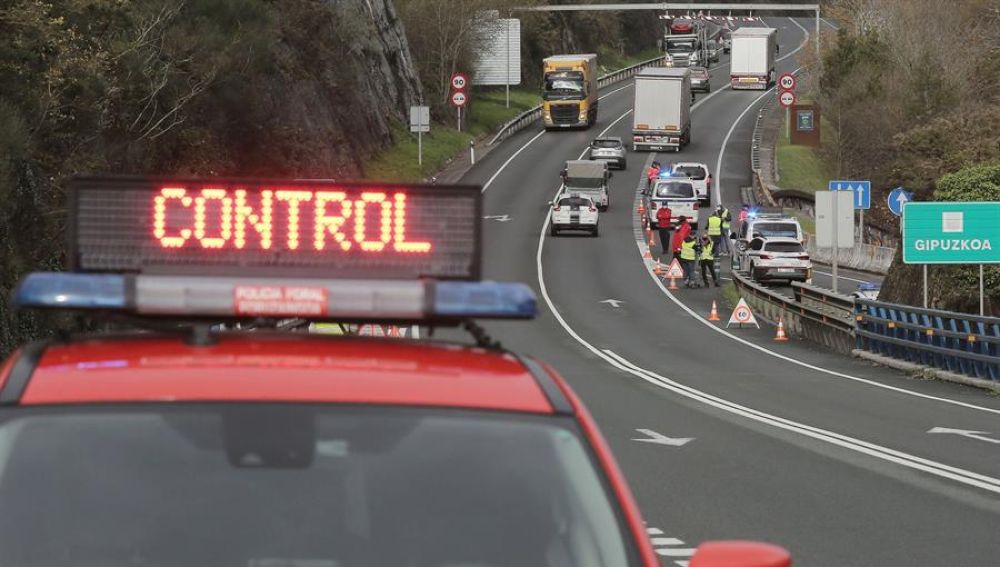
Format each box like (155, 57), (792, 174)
(70, 177), (482, 279)
(152, 187), (431, 253)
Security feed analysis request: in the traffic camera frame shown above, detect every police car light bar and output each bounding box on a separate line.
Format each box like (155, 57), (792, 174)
(13, 273), (537, 321)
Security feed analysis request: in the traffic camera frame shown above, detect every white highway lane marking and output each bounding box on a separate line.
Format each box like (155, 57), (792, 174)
(645, 527), (696, 564)
(600, 299), (625, 308)
(928, 427), (1000, 445)
(632, 428), (694, 447)
(482, 214), (512, 222)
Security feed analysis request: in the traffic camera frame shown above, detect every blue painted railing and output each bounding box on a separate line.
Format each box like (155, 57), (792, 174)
(855, 299), (1000, 382)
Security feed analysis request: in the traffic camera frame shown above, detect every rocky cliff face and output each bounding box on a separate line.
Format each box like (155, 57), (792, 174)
(212, 0), (424, 178)
(0, 0), (424, 355)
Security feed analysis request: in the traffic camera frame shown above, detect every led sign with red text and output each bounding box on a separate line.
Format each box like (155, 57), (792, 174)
(70, 177), (481, 279)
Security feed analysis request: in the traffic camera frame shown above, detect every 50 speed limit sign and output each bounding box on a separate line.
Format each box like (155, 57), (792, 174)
(778, 73), (796, 91)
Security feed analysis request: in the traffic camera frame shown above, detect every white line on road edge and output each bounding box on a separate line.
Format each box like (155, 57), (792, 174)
(536, 161), (1000, 495)
(602, 349), (1000, 494)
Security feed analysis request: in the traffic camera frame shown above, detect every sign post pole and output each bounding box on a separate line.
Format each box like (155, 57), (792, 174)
(980, 264), (985, 316)
(418, 130), (423, 166)
(859, 208), (864, 244)
(832, 190), (839, 294)
(786, 106), (790, 140)
(505, 15), (510, 109)
(923, 265), (928, 308)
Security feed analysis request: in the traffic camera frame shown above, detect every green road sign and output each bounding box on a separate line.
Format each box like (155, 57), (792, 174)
(903, 202), (1000, 264)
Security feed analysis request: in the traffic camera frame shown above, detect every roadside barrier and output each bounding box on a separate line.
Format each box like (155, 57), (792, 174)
(488, 55), (666, 146)
(731, 270), (854, 353)
(855, 299), (1000, 382)
(806, 240), (896, 275)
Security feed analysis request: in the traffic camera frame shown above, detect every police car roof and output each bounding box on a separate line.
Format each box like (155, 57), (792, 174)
(2, 334), (558, 413)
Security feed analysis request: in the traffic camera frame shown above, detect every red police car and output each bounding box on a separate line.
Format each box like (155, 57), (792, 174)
(0, 176), (791, 567)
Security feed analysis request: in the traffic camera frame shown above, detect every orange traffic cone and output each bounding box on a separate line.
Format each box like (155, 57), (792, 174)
(638, 202), (646, 216)
(667, 275), (679, 290)
(643, 247), (653, 260)
(774, 317), (789, 341)
(654, 260), (664, 276)
(708, 301), (721, 321)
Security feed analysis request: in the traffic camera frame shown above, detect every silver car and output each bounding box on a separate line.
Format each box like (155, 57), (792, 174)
(588, 137), (627, 169)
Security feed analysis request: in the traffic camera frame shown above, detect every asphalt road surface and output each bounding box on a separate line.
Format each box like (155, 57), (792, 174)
(457, 17), (1000, 567)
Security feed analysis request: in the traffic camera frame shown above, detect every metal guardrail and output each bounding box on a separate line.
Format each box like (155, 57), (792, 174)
(855, 299), (1000, 382)
(488, 54), (666, 146)
(793, 281), (854, 322)
(731, 269), (855, 352)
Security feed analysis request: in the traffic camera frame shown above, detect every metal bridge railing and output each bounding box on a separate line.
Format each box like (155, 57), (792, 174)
(855, 299), (1000, 382)
(488, 54), (665, 146)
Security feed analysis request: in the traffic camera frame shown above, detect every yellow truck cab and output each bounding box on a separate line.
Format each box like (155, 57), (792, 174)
(542, 54), (598, 129)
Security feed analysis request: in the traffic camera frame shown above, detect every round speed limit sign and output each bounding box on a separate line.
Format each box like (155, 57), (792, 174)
(778, 73), (796, 91)
(451, 73), (468, 91)
(779, 90), (796, 108)
(734, 305), (752, 323)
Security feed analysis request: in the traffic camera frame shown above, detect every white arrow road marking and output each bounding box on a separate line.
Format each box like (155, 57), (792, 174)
(928, 427), (1000, 445)
(632, 428), (694, 447)
(600, 299), (624, 308)
(483, 214), (511, 222)
(646, 527), (697, 565)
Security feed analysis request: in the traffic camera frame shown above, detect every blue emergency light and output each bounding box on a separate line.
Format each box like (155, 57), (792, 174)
(11, 176), (538, 323)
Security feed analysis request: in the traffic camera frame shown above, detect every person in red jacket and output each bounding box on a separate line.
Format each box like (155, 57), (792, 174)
(671, 215), (691, 260)
(645, 161), (661, 195)
(655, 204), (672, 256)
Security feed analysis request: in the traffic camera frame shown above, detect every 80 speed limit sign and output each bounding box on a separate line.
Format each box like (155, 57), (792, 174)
(450, 73), (468, 91)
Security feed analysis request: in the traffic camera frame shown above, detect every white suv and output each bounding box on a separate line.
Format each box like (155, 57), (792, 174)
(744, 237), (812, 283)
(668, 162), (712, 205)
(550, 194), (599, 237)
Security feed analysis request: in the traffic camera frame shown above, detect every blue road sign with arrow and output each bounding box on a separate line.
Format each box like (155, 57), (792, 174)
(887, 186), (913, 217)
(829, 180), (871, 210)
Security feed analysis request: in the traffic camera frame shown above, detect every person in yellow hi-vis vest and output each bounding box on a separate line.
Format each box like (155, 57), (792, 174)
(706, 208), (723, 259)
(718, 205), (732, 256)
(679, 234), (698, 288)
(699, 235), (720, 287)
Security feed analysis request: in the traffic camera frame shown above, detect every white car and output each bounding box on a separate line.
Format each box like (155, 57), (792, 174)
(668, 162), (712, 205)
(646, 179), (700, 229)
(550, 193), (599, 237)
(744, 237), (812, 283)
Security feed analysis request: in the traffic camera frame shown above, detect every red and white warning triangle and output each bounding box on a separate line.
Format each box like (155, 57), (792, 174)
(664, 258), (685, 279)
(726, 298), (760, 328)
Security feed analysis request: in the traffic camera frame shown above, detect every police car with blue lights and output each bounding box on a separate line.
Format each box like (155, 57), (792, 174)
(1, 176), (791, 567)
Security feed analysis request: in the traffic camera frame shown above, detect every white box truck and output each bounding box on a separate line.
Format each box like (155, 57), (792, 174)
(730, 27), (777, 90)
(631, 68), (691, 152)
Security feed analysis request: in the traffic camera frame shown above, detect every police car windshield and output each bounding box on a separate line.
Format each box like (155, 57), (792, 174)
(654, 181), (694, 198)
(672, 166), (706, 180)
(753, 222), (798, 238)
(0, 405), (636, 567)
